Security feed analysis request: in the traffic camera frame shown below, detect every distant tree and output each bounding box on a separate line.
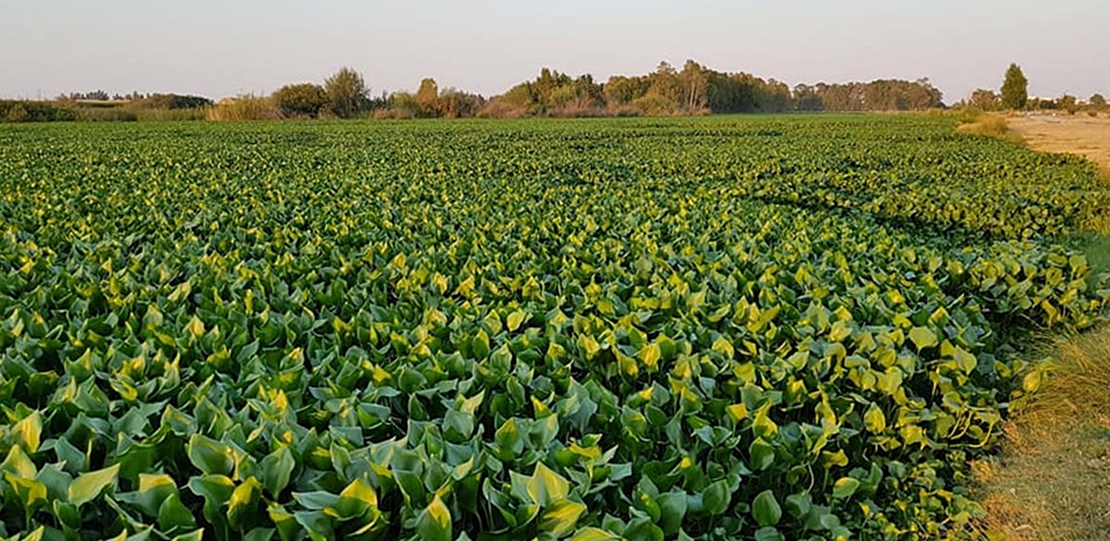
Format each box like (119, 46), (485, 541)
(325, 67), (370, 119)
(603, 75), (650, 106)
(678, 60), (709, 111)
(1090, 93), (1107, 110)
(388, 92), (420, 119)
(1000, 63), (1028, 110)
(792, 84), (823, 111)
(439, 88), (483, 118)
(273, 83), (326, 118)
(416, 78), (441, 117)
(1059, 94), (1078, 115)
(970, 89), (1000, 110)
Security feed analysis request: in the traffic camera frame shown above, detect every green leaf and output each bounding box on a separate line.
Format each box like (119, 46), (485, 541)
(186, 434), (234, 476)
(750, 437), (775, 471)
(656, 490), (688, 535)
(169, 531), (204, 541)
(832, 477), (860, 500)
(784, 493), (811, 519)
(569, 528), (621, 541)
(702, 479), (731, 516)
(11, 412), (43, 453)
(228, 477), (262, 527)
(527, 462), (570, 506)
(157, 491), (197, 532)
(120, 473), (178, 516)
(752, 490), (782, 527)
(68, 463), (120, 506)
(908, 327), (938, 350)
(260, 446), (295, 498)
(471, 330), (491, 359)
(539, 499), (586, 537)
(4, 472), (47, 512)
(754, 526), (785, 541)
(188, 474), (235, 525)
(416, 494), (452, 541)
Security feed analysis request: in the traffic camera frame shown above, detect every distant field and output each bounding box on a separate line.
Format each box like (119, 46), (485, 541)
(0, 116), (1108, 541)
(1009, 114), (1110, 171)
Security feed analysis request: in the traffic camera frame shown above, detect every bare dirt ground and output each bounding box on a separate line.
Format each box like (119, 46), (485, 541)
(1008, 114), (1110, 170)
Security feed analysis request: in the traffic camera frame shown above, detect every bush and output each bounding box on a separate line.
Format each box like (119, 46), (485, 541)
(476, 99), (528, 119)
(5, 104), (30, 123)
(0, 100), (76, 122)
(631, 93), (678, 116)
(274, 83), (327, 118)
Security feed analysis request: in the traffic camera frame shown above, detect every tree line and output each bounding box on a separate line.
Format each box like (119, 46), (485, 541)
(207, 61), (945, 121)
(960, 63), (1107, 115)
(24, 60), (1103, 123)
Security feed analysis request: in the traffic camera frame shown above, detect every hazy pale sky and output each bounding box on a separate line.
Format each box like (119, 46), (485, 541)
(2, 0), (1107, 103)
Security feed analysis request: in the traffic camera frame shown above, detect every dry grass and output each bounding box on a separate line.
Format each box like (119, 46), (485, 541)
(206, 95), (283, 121)
(956, 114), (1025, 145)
(975, 329), (1110, 541)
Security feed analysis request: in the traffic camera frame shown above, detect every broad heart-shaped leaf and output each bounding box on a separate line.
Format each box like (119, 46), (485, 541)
(260, 446), (295, 498)
(656, 490), (688, 535)
(527, 462), (570, 506)
(244, 528), (275, 541)
(754, 526), (785, 541)
(10, 411), (43, 453)
(908, 327), (938, 350)
(117, 473), (179, 516)
(785, 493), (812, 519)
(702, 479), (731, 516)
(228, 477), (262, 528)
(157, 491), (197, 532)
(752, 490), (782, 527)
(186, 434), (234, 476)
(568, 528), (622, 541)
(294, 510), (334, 541)
(538, 499), (586, 538)
(169, 529), (205, 541)
(416, 494), (452, 541)
(4, 472), (47, 512)
(832, 477), (861, 500)
(68, 463), (120, 506)
(1, 445), (37, 479)
(188, 474), (235, 526)
(750, 437), (775, 471)
(329, 478), (379, 522)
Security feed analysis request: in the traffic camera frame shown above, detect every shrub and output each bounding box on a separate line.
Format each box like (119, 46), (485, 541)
(476, 99), (528, 119)
(631, 93), (678, 116)
(274, 83), (327, 118)
(5, 104), (30, 123)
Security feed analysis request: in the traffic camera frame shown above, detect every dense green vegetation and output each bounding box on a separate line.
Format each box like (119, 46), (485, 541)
(0, 115), (1107, 541)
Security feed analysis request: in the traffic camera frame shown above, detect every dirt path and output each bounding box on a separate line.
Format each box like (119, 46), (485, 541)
(1008, 114), (1110, 170)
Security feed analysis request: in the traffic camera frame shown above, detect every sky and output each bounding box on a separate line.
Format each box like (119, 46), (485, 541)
(2, 0), (1107, 104)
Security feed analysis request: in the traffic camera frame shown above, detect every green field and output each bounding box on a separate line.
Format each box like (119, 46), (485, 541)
(0, 116), (1108, 541)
